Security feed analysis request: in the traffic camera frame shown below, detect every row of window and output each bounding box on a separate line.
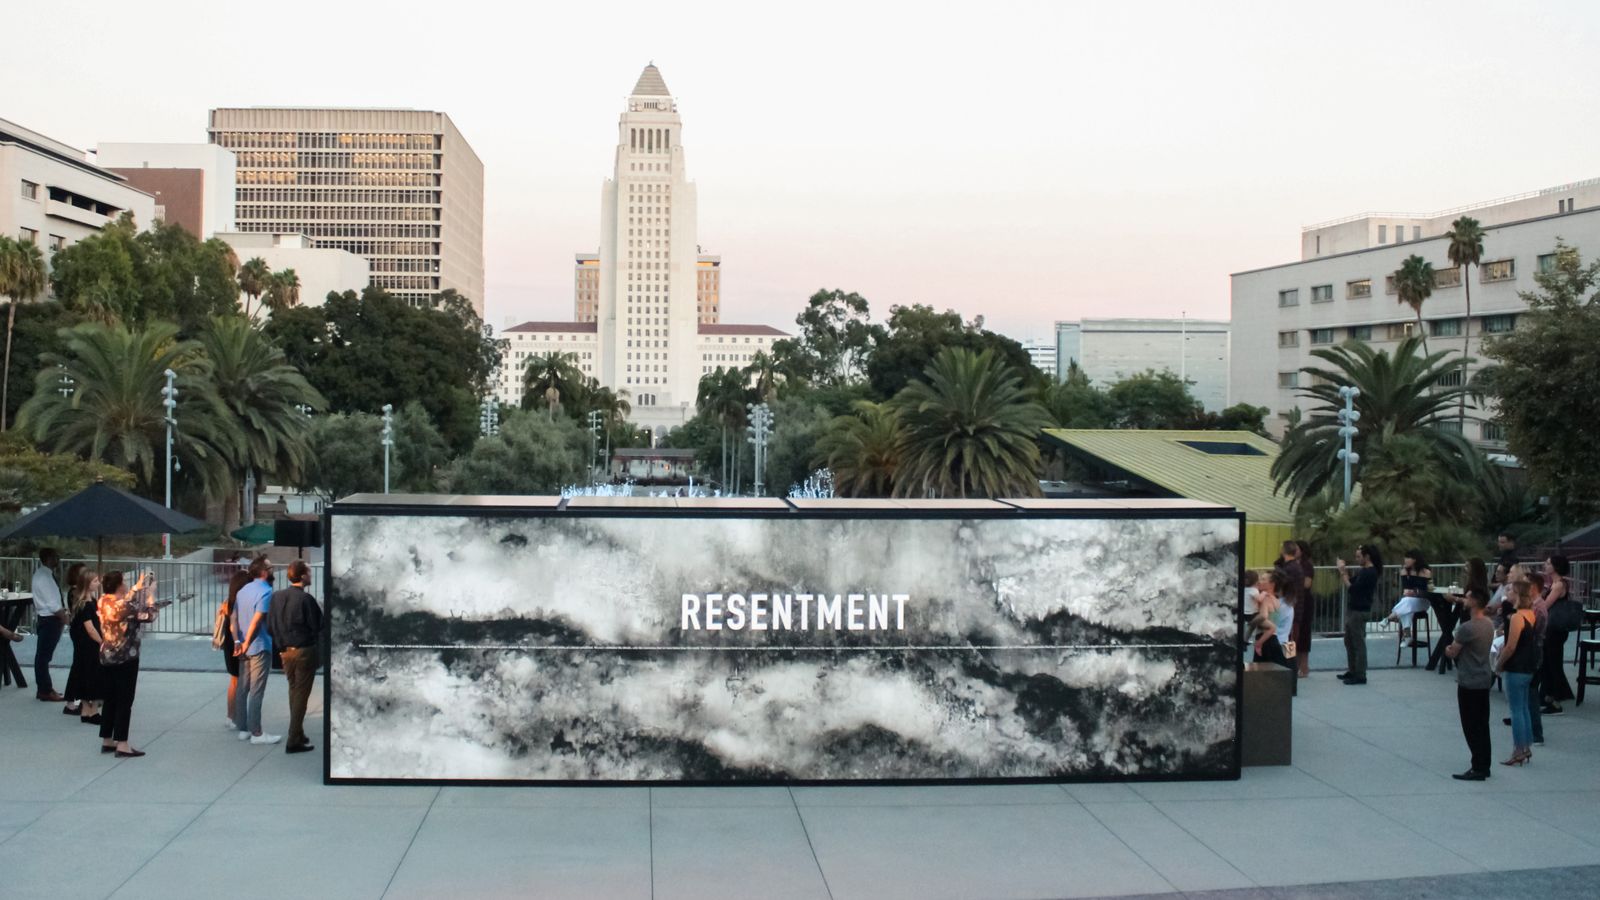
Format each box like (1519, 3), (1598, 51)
(238, 170), (439, 187)
(16, 227), (65, 252)
(628, 162), (670, 172)
(629, 127), (673, 154)
(214, 132), (439, 151)
(236, 204), (440, 222)
(236, 188), (440, 205)
(234, 151), (439, 170)
(1278, 314), (1517, 349)
(1277, 256), (1551, 309)
(372, 274), (437, 291)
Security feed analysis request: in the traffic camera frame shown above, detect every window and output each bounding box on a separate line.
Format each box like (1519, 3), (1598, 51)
(1277, 330), (1300, 348)
(1277, 289), (1299, 307)
(1384, 322), (1415, 341)
(1315, 235), (1321, 255)
(1311, 284), (1333, 303)
(1429, 318), (1463, 338)
(1384, 274), (1397, 295)
(1378, 225), (1387, 244)
(1277, 372), (1299, 389)
(1482, 259), (1515, 283)
(48, 234), (64, 252)
(1437, 420), (1464, 435)
(1433, 268), (1461, 289)
(18, 227), (37, 243)
(1348, 325), (1373, 341)
(1347, 279), (1372, 299)
(1310, 328), (1335, 345)
(1413, 226), (1421, 241)
(1537, 253), (1557, 275)
(20, 180), (39, 200)
(1481, 314), (1517, 334)
(1178, 440), (1267, 457)
(1481, 422), (1506, 442)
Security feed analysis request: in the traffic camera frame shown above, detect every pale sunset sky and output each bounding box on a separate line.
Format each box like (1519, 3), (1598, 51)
(5, 0), (1599, 342)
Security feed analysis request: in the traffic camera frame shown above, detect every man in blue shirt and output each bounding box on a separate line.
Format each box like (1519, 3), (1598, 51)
(232, 557), (281, 745)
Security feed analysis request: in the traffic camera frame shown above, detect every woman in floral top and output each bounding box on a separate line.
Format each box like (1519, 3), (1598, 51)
(96, 570), (165, 758)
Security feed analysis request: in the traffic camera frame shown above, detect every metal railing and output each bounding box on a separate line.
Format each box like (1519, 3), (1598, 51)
(1301, 560), (1600, 636)
(0, 557), (324, 635)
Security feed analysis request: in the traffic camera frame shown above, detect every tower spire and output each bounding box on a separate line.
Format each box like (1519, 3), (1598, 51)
(631, 63), (670, 97)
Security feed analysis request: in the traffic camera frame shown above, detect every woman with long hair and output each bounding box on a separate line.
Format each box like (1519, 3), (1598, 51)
(1385, 550), (1432, 639)
(62, 563), (104, 724)
(1251, 569), (1295, 670)
(217, 570), (252, 729)
(96, 570), (168, 758)
(1496, 579), (1543, 766)
(1536, 555), (1575, 715)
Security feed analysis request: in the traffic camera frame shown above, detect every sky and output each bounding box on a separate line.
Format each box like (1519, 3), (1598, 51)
(5, 1), (1600, 342)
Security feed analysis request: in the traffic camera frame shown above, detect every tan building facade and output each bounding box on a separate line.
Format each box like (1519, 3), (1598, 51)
(207, 107), (484, 314)
(577, 250), (720, 324)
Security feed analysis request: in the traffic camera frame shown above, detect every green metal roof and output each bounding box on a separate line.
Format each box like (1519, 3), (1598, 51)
(1043, 429), (1294, 526)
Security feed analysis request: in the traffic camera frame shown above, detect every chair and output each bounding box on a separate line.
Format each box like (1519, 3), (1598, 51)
(1576, 638), (1600, 706)
(1575, 606), (1600, 665)
(1396, 611), (1432, 667)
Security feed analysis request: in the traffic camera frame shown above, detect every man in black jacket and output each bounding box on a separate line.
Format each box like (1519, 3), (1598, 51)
(267, 560), (322, 754)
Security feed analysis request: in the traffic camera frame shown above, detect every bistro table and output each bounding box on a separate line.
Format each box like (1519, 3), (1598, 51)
(0, 593), (33, 689)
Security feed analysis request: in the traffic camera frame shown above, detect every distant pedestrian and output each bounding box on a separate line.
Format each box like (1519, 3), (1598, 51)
(1274, 541), (1313, 678)
(30, 548), (67, 702)
(268, 560), (322, 754)
(1495, 580), (1542, 767)
(97, 570), (167, 758)
(1496, 532), (1519, 577)
(1537, 555), (1576, 715)
(1447, 588), (1494, 780)
(232, 557), (280, 745)
(217, 571), (251, 730)
(1336, 544), (1381, 685)
(63, 564), (104, 724)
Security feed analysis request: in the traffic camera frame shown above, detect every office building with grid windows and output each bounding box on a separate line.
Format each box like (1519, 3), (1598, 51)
(1231, 177), (1600, 447)
(207, 107), (484, 314)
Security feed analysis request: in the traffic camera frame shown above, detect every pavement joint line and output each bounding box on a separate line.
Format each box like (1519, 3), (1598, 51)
(1077, 798), (1183, 896)
(647, 787), (655, 900)
(379, 784), (441, 899)
(787, 786), (836, 900)
(1141, 797), (1258, 891)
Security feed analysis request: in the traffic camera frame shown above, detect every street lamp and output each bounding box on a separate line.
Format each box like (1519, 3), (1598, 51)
(381, 403), (395, 494)
(479, 397), (499, 437)
(746, 402), (773, 497)
(1336, 386), (1361, 509)
(161, 369), (177, 559)
(586, 410), (602, 481)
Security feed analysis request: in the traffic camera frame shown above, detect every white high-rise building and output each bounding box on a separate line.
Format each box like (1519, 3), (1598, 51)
(1019, 338), (1057, 380)
(1054, 318), (1231, 411)
(495, 65), (786, 429)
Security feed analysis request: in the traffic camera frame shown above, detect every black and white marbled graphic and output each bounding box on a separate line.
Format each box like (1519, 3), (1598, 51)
(326, 512), (1241, 783)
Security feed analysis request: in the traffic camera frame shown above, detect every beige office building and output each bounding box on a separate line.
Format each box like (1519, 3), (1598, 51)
(207, 108), (484, 314)
(575, 250), (720, 324)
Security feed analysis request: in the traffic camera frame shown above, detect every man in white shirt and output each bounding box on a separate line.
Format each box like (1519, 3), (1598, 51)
(30, 548), (66, 703)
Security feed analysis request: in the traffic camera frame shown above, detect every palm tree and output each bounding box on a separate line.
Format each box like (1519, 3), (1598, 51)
(196, 316), (325, 527)
(891, 347), (1048, 499)
(813, 401), (902, 497)
(16, 321), (240, 498)
(238, 257), (271, 319)
(0, 235), (48, 431)
(1444, 216), (1485, 425)
(1393, 254), (1435, 352)
(264, 269), (301, 315)
(522, 352), (585, 419)
(744, 350), (779, 401)
(696, 367), (752, 490)
(1271, 336), (1478, 504)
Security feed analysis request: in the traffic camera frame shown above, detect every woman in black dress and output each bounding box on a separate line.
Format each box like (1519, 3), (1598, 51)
(218, 571), (251, 729)
(62, 564), (103, 724)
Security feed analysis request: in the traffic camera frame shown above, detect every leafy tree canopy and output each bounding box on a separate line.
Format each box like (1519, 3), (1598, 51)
(442, 408), (587, 494)
(0, 431), (133, 514)
(47, 215), (240, 330)
(866, 303), (1040, 401)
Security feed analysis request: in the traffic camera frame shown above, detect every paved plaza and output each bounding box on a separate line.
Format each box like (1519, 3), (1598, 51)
(4, 636), (1600, 899)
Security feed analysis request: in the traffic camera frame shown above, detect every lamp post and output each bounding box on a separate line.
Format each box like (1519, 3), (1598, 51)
(1336, 386), (1361, 509)
(381, 403), (394, 494)
(161, 369), (177, 559)
(746, 402), (773, 497)
(586, 410), (602, 482)
(479, 397), (499, 438)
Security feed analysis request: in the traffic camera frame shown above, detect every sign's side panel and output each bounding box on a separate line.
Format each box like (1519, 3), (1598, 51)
(327, 512), (1240, 783)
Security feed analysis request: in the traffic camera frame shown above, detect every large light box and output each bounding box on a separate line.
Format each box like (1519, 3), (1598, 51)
(323, 496), (1243, 785)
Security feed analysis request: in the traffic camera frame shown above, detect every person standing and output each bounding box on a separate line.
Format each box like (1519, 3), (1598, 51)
(1336, 544), (1382, 685)
(1275, 541), (1313, 678)
(1447, 588), (1495, 780)
(232, 558), (280, 745)
(1538, 555), (1576, 715)
(1495, 580), (1542, 767)
(1496, 532), (1520, 576)
(268, 560), (322, 754)
(97, 570), (166, 758)
(217, 571), (251, 730)
(30, 548), (67, 702)
(63, 565), (104, 724)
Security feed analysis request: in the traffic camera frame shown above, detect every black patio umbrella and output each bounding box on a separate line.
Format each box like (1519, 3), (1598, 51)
(0, 480), (207, 567)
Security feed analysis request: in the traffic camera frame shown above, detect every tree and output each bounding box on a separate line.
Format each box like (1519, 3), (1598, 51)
(1106, 370), (1201, 428)
(782, 289), (884, 387)
(865, 303), (1039, 401)
(744, 350), (779, 401)
(522, 352), (586, 419)
(1039, 361), (1114, 428)
(1482, 240), (1600, 514)
(813, 401), (902, 497)
(47, 216), (241, 330)
(298, 413), (386, 502)
(1444, 216), (1485, 425)
(0, 235), (48, 431)
(16, 321), (240, 499)
(238, 257), (271, 320)
(763, 397), (830, 497)
(263, 268), (301, 315)
(2, 301), (83, 429)
(1393, 254), (1435, 352)
(442, 409), (587, 494)
(1271, 336), (1477, 505)
(891, 347), (1048, 498)
(195, 316), (324, 526)
(696, 367), (753, 490)
(0, 431), (133, 515)
(394, 401), (450, 492)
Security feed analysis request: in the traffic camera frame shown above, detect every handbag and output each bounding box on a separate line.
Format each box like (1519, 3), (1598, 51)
(1548, 596), (1582, 632)
(211, 605), (230, 650)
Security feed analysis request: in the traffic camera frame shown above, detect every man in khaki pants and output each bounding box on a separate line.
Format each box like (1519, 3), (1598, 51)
(267, 560), (322, 754)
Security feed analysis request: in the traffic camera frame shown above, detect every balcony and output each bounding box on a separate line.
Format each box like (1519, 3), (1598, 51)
(45, 198), (110, 230)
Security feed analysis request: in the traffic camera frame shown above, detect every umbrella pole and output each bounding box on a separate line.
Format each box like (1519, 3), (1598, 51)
(97, 535), (103, 573)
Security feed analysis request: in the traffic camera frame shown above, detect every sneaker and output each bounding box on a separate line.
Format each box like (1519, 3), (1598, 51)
(1542, 704), (1564, 717)
(225, 718), (239, 730)
(237, 731), (251, 741)
(250, 733), (282, 745)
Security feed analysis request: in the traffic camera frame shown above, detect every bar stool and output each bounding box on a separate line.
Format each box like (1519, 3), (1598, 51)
(1396, 611), (1432, 667)
(1576, 638), (1600, 706)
